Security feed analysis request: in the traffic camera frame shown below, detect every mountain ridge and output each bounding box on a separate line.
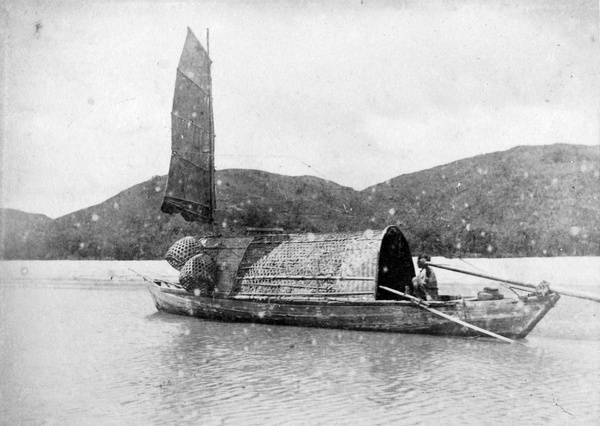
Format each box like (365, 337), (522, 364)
(2, 144), (598, 259)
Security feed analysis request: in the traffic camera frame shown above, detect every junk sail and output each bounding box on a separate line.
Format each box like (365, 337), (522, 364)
(161, 28), (215, 223)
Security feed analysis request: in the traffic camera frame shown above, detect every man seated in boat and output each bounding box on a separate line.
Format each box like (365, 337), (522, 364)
(407, 253), (439, 301)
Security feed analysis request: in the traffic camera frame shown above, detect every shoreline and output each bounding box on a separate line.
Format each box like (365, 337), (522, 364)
(1, 257), (599, 291)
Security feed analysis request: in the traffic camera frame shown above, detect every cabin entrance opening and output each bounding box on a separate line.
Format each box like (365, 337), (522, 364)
(377, 227), (416, 300)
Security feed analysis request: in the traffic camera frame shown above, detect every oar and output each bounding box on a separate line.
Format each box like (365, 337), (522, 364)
(379, 286), (522, 345)
(425, 262), (600, 303)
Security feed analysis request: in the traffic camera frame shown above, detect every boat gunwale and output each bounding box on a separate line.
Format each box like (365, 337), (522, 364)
(147, 280), (546, 308)
(147, 280), (560, 339)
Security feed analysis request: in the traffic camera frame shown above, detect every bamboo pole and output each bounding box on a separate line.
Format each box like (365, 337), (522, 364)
(237, 275), (373, 281)
(236, 291), (373, 297)
(239, 282), (333, 289)
(379, 286), (522, 345)
(425, 262), (600, 303)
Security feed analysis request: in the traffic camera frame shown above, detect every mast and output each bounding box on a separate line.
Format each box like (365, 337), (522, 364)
(207, 28), (216, 223)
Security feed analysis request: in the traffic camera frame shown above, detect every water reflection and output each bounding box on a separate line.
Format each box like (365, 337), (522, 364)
(149, 310), (599, 425)
(1, 285), (598, 425)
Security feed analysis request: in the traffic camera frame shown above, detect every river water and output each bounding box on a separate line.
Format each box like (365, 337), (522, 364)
(1, 259), (599, 425)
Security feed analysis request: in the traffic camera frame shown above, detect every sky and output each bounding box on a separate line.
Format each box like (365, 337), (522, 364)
(1, 0), (598, 218)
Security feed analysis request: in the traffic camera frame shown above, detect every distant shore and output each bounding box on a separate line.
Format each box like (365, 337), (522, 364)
(0, 260), (177, 285)
(2, 258), (599, 292)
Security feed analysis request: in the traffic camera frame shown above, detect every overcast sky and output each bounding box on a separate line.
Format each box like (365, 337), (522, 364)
(1, 0), (598, 218)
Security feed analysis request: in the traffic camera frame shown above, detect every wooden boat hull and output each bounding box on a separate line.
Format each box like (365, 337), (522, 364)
(147, 281), (559, 339)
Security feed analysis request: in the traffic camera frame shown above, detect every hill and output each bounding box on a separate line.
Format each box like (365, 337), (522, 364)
(0, 209), (53, 259)
(1, 144), (598, 259)
(16, 169), (374, 260)
(364, 144), (599, 257)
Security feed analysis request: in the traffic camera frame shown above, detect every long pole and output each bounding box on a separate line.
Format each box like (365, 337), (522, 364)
(379, 286), (521, 344)
(426, 262), (600, 303)
(207, 28), (216, 225)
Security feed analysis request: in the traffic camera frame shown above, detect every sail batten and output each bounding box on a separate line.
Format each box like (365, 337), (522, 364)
(170, 153), (211, 172)
(175, 69), (211, 96)
(161, 28), (215, 223)
(171, 114), (212, 133)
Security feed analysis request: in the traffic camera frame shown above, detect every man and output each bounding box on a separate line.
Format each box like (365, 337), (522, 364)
(406, 253), (438, 301)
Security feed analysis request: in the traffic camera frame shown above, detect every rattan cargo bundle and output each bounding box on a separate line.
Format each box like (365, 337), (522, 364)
(179, 253), (217, 295)
(165, 236), (204, 270)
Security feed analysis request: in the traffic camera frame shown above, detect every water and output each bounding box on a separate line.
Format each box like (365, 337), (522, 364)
(1, 259), (599, 425)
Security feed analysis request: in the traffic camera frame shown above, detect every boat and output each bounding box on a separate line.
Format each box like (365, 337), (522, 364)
(146, 28), (567, 342)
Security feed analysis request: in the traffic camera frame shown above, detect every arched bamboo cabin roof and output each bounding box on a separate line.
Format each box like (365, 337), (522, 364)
(203, 226), (415, 301)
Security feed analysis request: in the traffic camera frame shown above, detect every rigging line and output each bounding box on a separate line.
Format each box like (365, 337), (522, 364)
(219, 154), (296, 158)
(451, 257), (520, 295)
(452, 258), (521, 296)
(290, 154), (330, 181)
(219, 71), (336, 184)
(429, 218), (504, 276)
(248, 236), (378, 245)
(503, 283), (522, 297)
(456, 263), (522, 296)
(404, 226), (509, 291)
(451, 259), (519, 295)
(419, 225), (489, 273)
(428, 255), (521, 296)
(219, 151), (331, 181)
(456, 257), (484, 272)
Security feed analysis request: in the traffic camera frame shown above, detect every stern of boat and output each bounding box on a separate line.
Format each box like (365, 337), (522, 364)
(514, 293), (560, 338)
(459, 292), (561, 339)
